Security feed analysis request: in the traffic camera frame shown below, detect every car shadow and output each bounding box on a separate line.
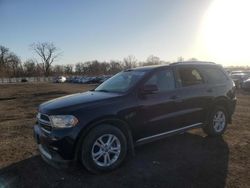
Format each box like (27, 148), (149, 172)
(0, 133), (229, 188)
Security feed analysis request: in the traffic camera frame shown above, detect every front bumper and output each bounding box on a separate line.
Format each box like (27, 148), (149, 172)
(33, 124), (75, 166)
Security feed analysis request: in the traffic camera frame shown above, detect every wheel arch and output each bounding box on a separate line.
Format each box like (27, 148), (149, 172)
(74, 116), (135, 160)
(212, 97), (231, 122)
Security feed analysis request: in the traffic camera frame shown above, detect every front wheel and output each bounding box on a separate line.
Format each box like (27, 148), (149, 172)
(80, 125), (127, 174)
(203, 106), (228, 136)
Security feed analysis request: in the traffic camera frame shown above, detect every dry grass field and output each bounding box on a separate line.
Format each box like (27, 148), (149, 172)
(0, 83), (249, 188)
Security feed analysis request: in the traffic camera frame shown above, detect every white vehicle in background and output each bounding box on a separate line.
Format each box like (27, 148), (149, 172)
(54, 76), (67, 83)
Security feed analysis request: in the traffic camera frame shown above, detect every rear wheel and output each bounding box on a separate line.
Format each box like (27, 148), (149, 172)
(203, 106), (228, 136)
(80, 125), (127, 174)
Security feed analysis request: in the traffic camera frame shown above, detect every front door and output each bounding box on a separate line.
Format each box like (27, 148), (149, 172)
(136, 68), (183, 139)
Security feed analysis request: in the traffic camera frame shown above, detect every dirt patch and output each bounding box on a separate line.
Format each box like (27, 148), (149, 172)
(0, 83), (249, 188)
(32, 91), (69, 97)
(0, 83), (94, 169)
(0, 97), (16, 101)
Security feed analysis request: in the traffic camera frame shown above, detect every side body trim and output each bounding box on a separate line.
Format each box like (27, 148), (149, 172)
(135, 122), (203, 146)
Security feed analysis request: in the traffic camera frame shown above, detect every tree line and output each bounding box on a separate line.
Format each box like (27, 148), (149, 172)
(2, 42), (249, 78)
(0, 42), (171, 78)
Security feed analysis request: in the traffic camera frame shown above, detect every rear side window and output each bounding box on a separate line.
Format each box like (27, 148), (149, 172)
(202, 67), (228, 84)
(177, 67), (204, 87)
(145, 69), (175, 92)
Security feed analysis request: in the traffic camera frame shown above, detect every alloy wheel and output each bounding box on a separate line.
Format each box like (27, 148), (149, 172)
(213, 111), (226, 132)
(91, 134), (121, 167)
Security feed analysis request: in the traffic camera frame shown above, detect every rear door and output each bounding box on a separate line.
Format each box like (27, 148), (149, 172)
(174, 65), (212, 126)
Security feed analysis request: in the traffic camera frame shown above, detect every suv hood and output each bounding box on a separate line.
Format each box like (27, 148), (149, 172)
(39, 91), (121, 114)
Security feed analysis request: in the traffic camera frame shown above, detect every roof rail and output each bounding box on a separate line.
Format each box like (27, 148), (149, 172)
(170, 61), (215, 65)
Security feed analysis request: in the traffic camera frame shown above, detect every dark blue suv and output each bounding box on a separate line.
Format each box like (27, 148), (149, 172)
(34, 61), (236, 173)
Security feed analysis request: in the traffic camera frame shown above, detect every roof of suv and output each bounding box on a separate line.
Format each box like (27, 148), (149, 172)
(131, 61), (217, 71)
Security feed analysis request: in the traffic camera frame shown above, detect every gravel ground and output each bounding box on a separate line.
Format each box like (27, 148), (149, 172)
(0, 83), (249, 188)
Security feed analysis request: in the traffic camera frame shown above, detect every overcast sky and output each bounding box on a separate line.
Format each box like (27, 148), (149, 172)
(1, 0), (249, 66)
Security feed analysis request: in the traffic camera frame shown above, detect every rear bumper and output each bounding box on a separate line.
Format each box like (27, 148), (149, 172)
(33, 124), (75, 166)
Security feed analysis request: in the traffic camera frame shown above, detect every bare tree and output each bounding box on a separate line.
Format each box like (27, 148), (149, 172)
(108, 60), (123, 74)
(23, 59), (38, 76)
(0, 46), (9, 65)
(143, 55), (161, 66)
(123, 55), (137, 69)
(75, 62), (84, 75)
(64, 64), (74, 75)
(53, 65), (65, 75)
(0, 45), (10, 77)
(6, 53), (22, 77)
(31, 42), (61, 76)
(36, 63), (45, 76)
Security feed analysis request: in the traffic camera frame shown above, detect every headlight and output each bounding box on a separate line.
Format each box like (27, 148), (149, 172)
(49, 115), (78, 128)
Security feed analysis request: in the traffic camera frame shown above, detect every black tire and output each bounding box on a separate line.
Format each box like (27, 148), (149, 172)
(80, 124), (127, 174)
(202, 106), (228, 137)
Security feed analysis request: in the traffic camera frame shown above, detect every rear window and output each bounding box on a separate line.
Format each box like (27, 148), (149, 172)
(177, 67), (204, 87)
(202, 67), (228, 84)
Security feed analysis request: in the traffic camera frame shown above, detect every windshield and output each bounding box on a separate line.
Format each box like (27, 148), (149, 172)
(95, 70), (146, 93)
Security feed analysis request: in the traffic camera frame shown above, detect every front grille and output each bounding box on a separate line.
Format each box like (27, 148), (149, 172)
(37, 113), (52, 133)
(40, 123), (52, 132)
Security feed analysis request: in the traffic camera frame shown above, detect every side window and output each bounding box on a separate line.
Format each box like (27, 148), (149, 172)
(202, 67), (228, 84)
(145, 69), (175, 92)
(178, 67), (204, 87)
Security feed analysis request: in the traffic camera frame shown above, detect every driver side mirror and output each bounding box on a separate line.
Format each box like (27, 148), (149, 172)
(141, 84), (158, 94)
